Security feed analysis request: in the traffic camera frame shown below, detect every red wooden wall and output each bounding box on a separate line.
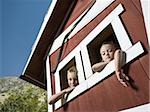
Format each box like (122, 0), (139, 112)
(50, 0), (149, 111)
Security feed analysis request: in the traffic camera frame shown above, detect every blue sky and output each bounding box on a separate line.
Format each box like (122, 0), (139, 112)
(0, 0), (52, 77)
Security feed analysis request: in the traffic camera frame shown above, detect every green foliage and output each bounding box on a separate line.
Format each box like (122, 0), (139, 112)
(0, 84), (48, 112)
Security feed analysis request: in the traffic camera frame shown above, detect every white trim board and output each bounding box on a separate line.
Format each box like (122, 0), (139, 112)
(46, 57), (53, 112)
(120, 103), (150, 112)
(140, 0), (150, 46)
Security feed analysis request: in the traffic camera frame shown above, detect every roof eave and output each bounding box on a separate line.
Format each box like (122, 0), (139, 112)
(20, 0), (77, 89)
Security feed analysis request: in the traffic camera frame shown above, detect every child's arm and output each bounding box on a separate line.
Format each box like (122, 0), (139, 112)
(92, 61), (109, 72)
(49, 87), (75, 104)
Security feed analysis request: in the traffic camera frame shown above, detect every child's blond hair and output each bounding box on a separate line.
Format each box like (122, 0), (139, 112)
(67, 66), (78, 75)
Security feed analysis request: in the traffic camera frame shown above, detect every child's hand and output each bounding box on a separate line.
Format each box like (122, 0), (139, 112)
(116, 70), (129, 87)
(118, 79), (128, 87)
(64, 86), (75, 93)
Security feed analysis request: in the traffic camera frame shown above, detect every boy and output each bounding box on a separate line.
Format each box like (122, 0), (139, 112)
(92, 41), (129, 87)
(49, 66), (78, 104)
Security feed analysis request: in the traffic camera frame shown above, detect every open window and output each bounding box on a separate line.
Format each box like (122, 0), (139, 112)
(87, 24), (120, 68)
(52, 55), (83, 109)
(59, 58), (77, 90)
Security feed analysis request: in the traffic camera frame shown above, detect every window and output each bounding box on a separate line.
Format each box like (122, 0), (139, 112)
(59, 58), (76, 91)
(87, 24), (120, 68)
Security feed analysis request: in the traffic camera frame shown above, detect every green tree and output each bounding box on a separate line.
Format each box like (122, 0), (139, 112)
(0, 84), (47, 112)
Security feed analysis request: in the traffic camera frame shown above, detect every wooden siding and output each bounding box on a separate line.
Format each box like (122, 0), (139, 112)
(49, 0), (149, 111)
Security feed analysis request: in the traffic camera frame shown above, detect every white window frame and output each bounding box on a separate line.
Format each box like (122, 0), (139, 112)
(47, 3), (144, 111)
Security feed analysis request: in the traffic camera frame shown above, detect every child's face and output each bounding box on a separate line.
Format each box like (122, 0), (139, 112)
(67, 72), (78, 87)
(100, 44), (115, 62)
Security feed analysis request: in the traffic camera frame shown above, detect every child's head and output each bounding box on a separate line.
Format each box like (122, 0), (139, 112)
(67, 66), (78, 87)
(100, 41), (116, 62)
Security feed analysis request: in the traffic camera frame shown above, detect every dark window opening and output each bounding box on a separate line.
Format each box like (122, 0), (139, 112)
(59, 58), (77, 90)
(87, 24), (120, 68)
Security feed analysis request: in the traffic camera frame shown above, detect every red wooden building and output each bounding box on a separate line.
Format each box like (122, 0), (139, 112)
(21, 0), (149, 112)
